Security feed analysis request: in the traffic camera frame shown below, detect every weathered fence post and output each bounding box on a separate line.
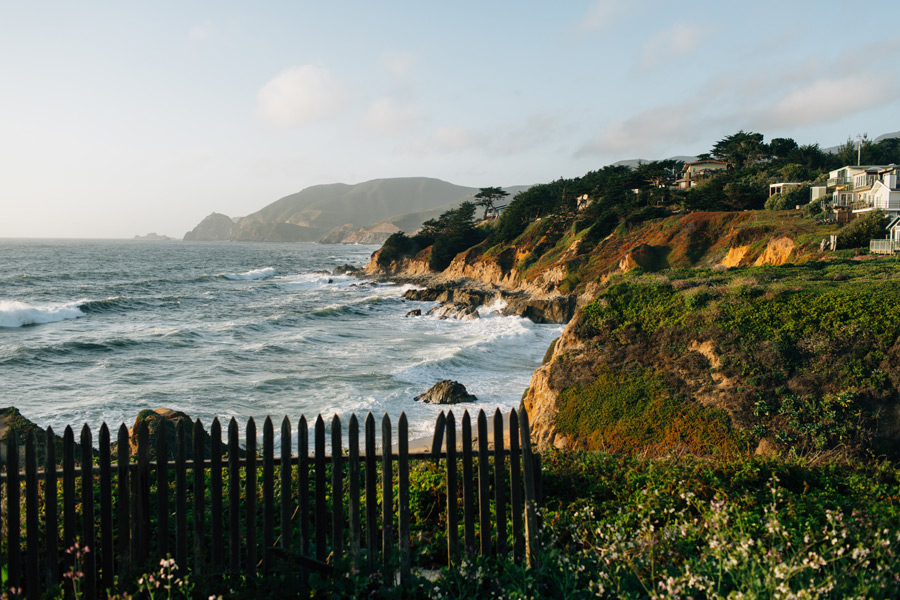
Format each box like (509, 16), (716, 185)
(493, 408), (507, 556)
(81, 425), (96, 600)
(156, 418), (170, 558)
(193, 419), (206, 573)
(520, 409), (541, 568)
(398, 413), (410, 584)
(135, 421), (151, 566)
(246, 418), (258, 579)
(381, 414), (393, 585)
(63, 426), (75, 562)
(7, 430), (21, 592)
(297, 416), (309, 585)
(445, 411), (459, 566)
(175, 419), (187, 570)
(45, 427), (59, 587)
(331, 415), (344, 562)
(461, 411), (475, 553)
(365, 413), (377, 571)
(314, 416), (326, 563)
(98, 424), (114, 594)
(509, 409), (524, 563)
(263, 417), (274, 575)
(280, 417), (292, 557)
(348, 414), (361, 570)
(115, 425), (130, 570)
(477, 410), (492, 557)
(227, 418), (240, 574)
(210, 418), (223, 571)
(431, 411), (445, 461)
(25, 431), (39, 600)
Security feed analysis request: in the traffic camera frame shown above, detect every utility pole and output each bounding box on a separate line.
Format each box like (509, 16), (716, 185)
(857, 134), (862, 166)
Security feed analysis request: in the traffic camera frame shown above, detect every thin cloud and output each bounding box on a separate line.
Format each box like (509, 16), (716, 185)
(759, 76), (900, 129)
(578, 39), (900, 159)
(408, 127), (482, 155)
(256, 65), (348, 128)
(188, 21), (216, 42)
(577, 102), (704, 158)
(432, 127), (478, 151)
(638, 23), (709, 71)
(381, 50), (417, 76)
(496, 113), (569, 155)
(576, 0), (635, 33)
(361, 97), (420, 135)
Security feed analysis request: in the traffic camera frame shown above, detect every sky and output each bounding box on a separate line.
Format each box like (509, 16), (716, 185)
(1, 1), (898, 239)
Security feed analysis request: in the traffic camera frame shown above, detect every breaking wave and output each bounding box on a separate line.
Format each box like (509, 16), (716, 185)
(0, 300), (87, 328)
(222, 267), (278, 281)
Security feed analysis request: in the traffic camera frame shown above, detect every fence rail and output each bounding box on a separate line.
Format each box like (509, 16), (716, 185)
(0, 408), (541, 599)
(869, 239), (897, 254)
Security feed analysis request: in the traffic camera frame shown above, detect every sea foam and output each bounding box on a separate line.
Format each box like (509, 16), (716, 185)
(0, 300), (86, 328)
(222, 267), (278, 281)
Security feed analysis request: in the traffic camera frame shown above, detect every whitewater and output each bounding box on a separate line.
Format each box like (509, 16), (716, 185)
(0, 239), (562, 443)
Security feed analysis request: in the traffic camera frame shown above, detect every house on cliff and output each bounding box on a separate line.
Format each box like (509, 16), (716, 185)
(674, 159), (731, 189)
(823, 164), (900, 225)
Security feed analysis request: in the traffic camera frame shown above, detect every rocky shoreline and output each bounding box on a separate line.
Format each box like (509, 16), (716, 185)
(345, 263), (581, 325)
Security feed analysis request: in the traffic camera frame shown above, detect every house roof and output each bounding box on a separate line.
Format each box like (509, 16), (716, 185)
(682, 159), (731, 171)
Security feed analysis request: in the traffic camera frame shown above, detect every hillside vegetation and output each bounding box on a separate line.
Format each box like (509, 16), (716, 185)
(529, 259), (900, 459)
(369, 131), (900, 460)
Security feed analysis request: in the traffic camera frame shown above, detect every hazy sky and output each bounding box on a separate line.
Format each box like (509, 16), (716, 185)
(1, 1), (898, 239)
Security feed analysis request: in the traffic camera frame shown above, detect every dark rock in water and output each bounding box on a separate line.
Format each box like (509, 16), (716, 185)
(333, 264), (360, 276)
(502, 295), (577, 324)
(406, 309), (422, 317)
(402, 285), (495, 307)
(350, 281), (377, 289)
(427, 302), (479, 320)
(415, 380), (477, 404)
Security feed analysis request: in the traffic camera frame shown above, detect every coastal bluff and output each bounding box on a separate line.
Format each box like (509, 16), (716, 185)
(363, 209), (900, 460)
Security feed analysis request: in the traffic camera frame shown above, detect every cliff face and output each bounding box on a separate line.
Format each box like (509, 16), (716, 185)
(525, 261), (900, 460)
(183, 213), (235, 241)
(365, 209), (900, 459)
(366, 211), (837, 297)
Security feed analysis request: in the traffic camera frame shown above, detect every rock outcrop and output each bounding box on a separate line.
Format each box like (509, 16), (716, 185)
(415, 380), (478, 404)
(184, 213), (235, 241)
(133, 233), (175, 241)
(0, 407), (94, 467)
(427, 302), (480, 320)
(116, 408), (213, 460)
(501, 295), (578, 324)
(333, 264), (361, 276)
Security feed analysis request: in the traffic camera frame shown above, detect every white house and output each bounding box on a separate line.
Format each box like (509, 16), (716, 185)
(675, 160), (731, 189)
(769, 182), (802, 197)
(823, 164), (900, 220)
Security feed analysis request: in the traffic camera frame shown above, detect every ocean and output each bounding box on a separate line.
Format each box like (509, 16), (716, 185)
(0, 239), (562, 443)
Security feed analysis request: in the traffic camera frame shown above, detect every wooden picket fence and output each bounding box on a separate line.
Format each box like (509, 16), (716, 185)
(0, 407), (541, 599)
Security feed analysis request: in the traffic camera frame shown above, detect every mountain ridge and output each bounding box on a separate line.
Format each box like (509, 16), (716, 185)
(184, 177), (529, 244)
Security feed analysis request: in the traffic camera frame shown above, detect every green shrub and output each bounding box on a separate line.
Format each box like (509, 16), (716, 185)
(836, 209), (889, 249)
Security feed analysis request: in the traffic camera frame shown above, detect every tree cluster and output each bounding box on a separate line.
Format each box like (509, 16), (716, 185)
(375, 130), (900, 274)
(376, 201), (485, 271)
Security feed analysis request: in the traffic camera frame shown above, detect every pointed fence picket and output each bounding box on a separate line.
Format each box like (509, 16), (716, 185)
(0, 408), (541, 595)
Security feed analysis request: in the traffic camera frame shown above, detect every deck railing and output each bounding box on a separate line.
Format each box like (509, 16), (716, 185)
(0, 408), (541, 599)
(869, 239), (897, 254)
